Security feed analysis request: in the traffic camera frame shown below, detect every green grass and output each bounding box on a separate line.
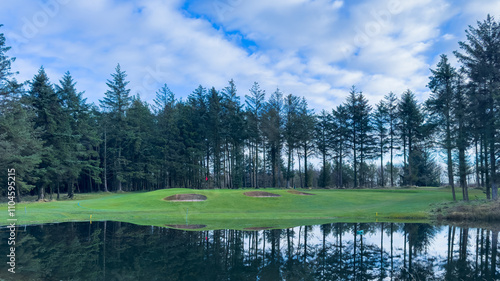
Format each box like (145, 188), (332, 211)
(2, 187), (481, 230)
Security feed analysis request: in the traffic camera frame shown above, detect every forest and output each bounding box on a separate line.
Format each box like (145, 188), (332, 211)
(0, 15), (499, 203)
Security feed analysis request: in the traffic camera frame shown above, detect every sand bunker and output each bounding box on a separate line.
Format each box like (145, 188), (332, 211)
(287, 190), (315, 196)
(164, 194), (207, 202)
(244, 191), (281, 197)
(166, 224), (206, 230)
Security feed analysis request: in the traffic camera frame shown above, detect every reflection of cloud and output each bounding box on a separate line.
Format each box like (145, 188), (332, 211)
(1, 0), (498, 110)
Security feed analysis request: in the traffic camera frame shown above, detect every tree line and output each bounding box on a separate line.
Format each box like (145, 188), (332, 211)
(0, 15), (499, 202)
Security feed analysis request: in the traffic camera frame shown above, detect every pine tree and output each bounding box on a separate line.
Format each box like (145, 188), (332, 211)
(454, 69), (470, 201)
(426, 54), (457, 200)
(221, 79), (245, 189)
(345, 86), (373, 188)
(332, 105), (350, 188)
(154, 84), (179, 188)
(262, 88), (284, 188)
(26, 67), (64, 200)
(454, 14), (500, 200)
(296, 98), (316, 188)
(0, 26), (42, 201)
(125, 95), (156, 190)
(373, 101), (388, 187)
(383, 92), (399, 187)
(187, 85), (209, 188)
(284, 94), (301, 188)
(55, 72), (101, 197)
(315, 109), (334, 187)
(208, 87), (223, 188)
(99, 64), (132, 191)
(398, 90), (424, 186)
(245, 82), (265, 188)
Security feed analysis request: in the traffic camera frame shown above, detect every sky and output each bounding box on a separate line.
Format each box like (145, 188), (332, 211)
(1, 0), (499, 111)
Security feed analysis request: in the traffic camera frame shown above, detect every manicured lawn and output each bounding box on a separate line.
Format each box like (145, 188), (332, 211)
(2, 187), (481, 230)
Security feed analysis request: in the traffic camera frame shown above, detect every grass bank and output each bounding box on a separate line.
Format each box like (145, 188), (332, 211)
(434, 198), (500, 223)
(1, 187), (479, 230)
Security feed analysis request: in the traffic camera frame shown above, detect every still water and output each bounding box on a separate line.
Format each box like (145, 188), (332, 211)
(1, 222), (499, 280)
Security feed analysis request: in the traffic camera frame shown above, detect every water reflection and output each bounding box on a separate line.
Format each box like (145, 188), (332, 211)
(1, 222), (499, 280)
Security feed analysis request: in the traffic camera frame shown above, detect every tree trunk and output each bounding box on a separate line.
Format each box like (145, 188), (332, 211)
(322, 151), (327, 188)
(403, 136), (407, 186)
(390, 127), (394, 187)
(103, 129), (108, 192)
(255, 141), (259, 189)
(339, 150), (343, 188)
(15, 182), (21, 203)
(492, 230), (498, 279)
(446, 115), (455, 199)
(490, 136), (497, 200)
(298, 150), (302, 188)
(484, 135), (490, 199)
(353, 136), (357, 188)
(38, 184), (45, 201)
(68, 180), (74, 199)
(459, 145), (468, 201)
(475, 139), (480, 187)
(380, 140), (384, 187)
(304, 144), (308, 188)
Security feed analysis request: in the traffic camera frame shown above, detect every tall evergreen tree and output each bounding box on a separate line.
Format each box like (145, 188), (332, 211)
(99, 64), (132, 191)
(154, 84), (177, 188)
(262, 88), (284, 188)
(373, 101), (389, 187)
(221, 79), (245, 189)
(427, 54), (457, 200)
(296, 98), (316, 188)
(398, 90), (424, 186)
(332, 105), (350, 188)
(0, 26), (42, 201)
(315, 109), (334, 188)
(125, 95), (156, 190)
(245, 82), (265, 188)
(454, 14), (500, 200)
(454, 69), (470, 201)
(56, 72), (101, 197)
(345, 86), (373, 188)
(208, 87), (223, 188)
(187, 85), (209, 188)
(284, 94), (301, 188)
(383, 92), (399, 187)
(26, 67), (64, 200)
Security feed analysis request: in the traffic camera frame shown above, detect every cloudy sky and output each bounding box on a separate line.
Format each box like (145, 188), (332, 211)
(1, 0), (499, 110)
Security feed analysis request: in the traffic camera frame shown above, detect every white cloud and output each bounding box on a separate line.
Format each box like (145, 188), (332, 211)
(1, 0), (497, 112)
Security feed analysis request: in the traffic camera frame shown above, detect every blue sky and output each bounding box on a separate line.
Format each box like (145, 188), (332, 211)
(1, 0), (499, 110)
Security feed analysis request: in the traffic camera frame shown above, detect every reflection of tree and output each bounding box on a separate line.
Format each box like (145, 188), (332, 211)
(4, 223), (102, 280)
(492, 230), (498, 280)
(2, 222), (499, 280)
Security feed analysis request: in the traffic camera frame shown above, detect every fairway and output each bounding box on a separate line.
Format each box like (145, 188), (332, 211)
(3, 187), (478, 230)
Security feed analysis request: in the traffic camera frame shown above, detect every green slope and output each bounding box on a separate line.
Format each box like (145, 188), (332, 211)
(2, 187), (477, 230)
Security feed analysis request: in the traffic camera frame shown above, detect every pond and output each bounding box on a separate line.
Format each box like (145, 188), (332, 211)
(1, 222), (499, 280)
